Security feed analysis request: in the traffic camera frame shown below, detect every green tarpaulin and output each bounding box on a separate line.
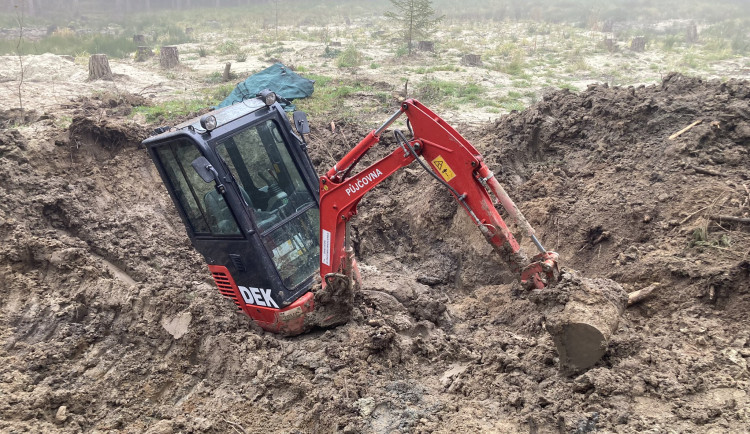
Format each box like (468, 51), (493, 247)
(217, 63), (314, 111)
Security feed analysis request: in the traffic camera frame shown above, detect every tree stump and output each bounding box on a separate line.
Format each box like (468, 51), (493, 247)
(160, 46), (180, 69)
(222, 62), (232, 81)
(686, 22), (698, 44)
(630, 36), (646, 52)
(461, 54), (482, 66)
(88, 54), (113, 80)
(135, 46), (153, 62)
(133, 34), (146, 44)
(532, 270), (627, 371)
(603, 37), (616, 52)
(418, 41), (434, 52)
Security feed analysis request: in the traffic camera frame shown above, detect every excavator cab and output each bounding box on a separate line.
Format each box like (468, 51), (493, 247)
(143, 93), (321, 331)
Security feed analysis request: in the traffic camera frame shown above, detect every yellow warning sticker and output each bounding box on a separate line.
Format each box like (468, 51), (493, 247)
(431, 155), (456, 182)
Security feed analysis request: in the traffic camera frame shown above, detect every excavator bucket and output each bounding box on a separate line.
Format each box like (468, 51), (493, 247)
(303, 273), (355, 330)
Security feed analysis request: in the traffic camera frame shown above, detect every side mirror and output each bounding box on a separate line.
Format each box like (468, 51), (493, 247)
(191, 156), (217, 183)
(192, 156), (226, 193)
(293, 111), (310, 135)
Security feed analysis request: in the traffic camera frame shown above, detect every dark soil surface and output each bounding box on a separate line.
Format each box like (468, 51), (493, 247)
(1, 73), (749, 433)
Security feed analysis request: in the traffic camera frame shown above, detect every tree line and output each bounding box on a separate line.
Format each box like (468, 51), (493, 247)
(4, 0), (281, 17)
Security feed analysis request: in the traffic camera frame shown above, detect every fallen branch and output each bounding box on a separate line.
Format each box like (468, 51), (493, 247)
(689, 165), (725, 177)
(669, 119), (702, 140)
(679, 204), (711, 225)
(627, 283), (658, 307)
(223, 419), (248, 434)
(709, 215), (750, 224)
(136, 83), (161, 95)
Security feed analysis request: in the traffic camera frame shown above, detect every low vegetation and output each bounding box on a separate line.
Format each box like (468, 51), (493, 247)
(1, 0), (748, 120)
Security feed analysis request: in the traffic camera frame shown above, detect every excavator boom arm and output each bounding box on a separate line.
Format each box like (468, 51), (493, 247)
(319, 100), (559, 290)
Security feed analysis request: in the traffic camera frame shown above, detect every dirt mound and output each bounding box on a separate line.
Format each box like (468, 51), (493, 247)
(2, 73), (750, 433)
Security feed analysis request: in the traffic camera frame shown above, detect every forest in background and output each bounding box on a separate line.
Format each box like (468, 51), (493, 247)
(3, 0), (750, 24)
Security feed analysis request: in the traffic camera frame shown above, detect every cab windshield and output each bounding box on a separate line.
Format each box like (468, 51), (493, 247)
(215, 119), (319, 289)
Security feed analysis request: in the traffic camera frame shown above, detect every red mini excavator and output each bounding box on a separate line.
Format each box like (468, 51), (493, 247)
(143, 91), (560, 336)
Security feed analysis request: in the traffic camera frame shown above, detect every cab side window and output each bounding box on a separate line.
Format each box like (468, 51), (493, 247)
(155, 139), (241, 236)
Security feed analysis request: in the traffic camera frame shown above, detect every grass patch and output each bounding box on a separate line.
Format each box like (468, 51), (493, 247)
(133, 84), (234, 122)
(133, 99), (209, 123)
(151, 24), (194, 45)
(336, 45), (363, 68)
(501, 50), (526, 76)
(662, 34), (681, 51)
(680, 51), (702, 69)
(558, 83), (578, 91)
(512, 79), (532, 88)
(217, 40), (240, 55)
(0, 20), (194, 58)
(322, 45), (341, 59)
(501, 100), (525, 112)
(412, 64), (461, 74)
(294, 74), (371, 116)
(0, 33), (137, 58)
(414, 78), (487, 108)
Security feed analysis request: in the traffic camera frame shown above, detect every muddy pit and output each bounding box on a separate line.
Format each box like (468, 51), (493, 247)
(1, 73), (750, 433)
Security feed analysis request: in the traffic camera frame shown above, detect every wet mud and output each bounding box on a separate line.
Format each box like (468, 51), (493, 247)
(1, 73), (749, 433)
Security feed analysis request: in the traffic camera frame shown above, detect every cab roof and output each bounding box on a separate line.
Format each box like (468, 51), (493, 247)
(147, 98), (267, 141)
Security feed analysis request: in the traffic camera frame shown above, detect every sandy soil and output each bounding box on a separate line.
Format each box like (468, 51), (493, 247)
(0, 51), (749, 434)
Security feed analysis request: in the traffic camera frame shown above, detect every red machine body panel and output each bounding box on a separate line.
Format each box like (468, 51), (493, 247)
(208, 264), (314, 334)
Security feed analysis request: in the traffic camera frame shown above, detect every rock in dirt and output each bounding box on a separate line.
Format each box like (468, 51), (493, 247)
(161, 312), (192, 339)
(532, 270), (627, 371)
(55, 405), (67, 423)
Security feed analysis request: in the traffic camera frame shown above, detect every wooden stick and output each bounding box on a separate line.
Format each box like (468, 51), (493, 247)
(709, 215), (750, 224)
(224, 419), (248, 434)
(669, 119), (702, 140)
(679, 204), (711, 225)
(689, 165), (725, 177)
(627, 283), (658, 307)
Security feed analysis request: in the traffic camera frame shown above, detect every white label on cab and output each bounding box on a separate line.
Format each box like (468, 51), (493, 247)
(322, 229), (331, 267)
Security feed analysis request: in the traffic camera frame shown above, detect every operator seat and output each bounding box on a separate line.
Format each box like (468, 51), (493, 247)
(203, 189), (238, 234)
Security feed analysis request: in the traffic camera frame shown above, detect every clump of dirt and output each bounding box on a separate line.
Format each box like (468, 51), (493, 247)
(68, 115), (147, 150)
(65, 91), (152, 149)
(1, 73), (749, 433)
(0, 108), (41, 128)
